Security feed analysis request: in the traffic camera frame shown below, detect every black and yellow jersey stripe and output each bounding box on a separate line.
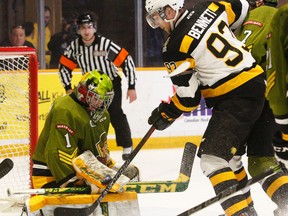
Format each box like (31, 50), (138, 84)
(162, 0), (264, 113)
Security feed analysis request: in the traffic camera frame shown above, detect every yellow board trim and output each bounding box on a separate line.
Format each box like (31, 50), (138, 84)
(109, 136), (202, 151)
(0, 136), (202, 159)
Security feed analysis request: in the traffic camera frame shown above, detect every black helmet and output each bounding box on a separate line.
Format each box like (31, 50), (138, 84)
(264, 0), (278, 7)
(77, 13), (96, 25)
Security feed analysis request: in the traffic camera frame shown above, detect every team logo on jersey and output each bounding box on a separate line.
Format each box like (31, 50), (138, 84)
(93, 51), (107, 57)
(243, 20), (263, 27)
(90, 116), (107, 127)
(95, 132), (108, 161)
(90, 120), (96, 127)
(56, 124), (75, 135)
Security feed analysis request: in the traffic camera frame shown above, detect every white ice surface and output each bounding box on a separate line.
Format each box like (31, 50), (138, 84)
(111, 148), (277, 216)
(0, 148), (278, 216)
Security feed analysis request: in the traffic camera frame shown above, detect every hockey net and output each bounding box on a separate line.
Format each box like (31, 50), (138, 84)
(0, 47), (38, 213)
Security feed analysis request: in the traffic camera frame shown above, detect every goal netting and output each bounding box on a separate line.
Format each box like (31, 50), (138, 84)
(0, 47), (38, 214)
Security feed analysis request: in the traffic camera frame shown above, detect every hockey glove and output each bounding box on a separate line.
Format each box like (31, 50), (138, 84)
(148, 102), (181, 131)
(273, 131), (288, 160)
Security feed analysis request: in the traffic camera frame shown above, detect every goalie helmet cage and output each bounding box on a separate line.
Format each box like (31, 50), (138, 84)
(0, 47), (38, 200)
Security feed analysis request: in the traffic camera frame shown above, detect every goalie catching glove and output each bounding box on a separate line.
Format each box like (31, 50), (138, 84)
(72, 150), (139, 193)
(273, 131), (288, 160)
(148, 102), (182, 130)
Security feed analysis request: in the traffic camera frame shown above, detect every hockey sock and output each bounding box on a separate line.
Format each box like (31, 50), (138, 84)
(262, 171), (288, 209)
(209, 167), (249, 216)
(234, 166), (255, 208)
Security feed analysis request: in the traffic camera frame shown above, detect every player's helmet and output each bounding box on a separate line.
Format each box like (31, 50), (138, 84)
(145, 0), (184, 13)
(264, 0), (278, 7)
(77, 12), (96, 28)
(145, 0), (184, 28)
(247, 0), (277, 7)
(75, 70), (114, 123)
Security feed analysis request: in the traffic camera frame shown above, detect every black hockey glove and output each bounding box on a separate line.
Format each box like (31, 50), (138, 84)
(273, 131), (288, 160)
(148, 102), (181, 131)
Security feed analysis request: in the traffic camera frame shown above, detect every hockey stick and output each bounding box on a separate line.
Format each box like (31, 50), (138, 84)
(54, 126), (155, 216)
(177, 165), (282, 216)
(125, 141), (196, 193)
(0, 158), (14, 179)
(7, 142), (197, 196)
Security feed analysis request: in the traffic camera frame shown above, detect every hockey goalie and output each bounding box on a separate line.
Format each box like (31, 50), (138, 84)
(28, 70), (140, 215)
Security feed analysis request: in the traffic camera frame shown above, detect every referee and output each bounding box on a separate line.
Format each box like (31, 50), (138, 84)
(58, 12), (137, 160)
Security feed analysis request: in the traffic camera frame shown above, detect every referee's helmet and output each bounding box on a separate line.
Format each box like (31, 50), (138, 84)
(77, 12), (97, 28)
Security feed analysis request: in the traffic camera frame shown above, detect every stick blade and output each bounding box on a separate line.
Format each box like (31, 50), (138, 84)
(180, 142), (197, 178)
(124, 142), (197, 193)
(0, 158), (14, 179)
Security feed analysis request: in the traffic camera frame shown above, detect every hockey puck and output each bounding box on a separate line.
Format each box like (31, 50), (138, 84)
(101, 175), (112, 185)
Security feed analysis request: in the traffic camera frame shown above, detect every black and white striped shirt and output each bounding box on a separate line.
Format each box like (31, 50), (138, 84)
(59, 33), (136, 91)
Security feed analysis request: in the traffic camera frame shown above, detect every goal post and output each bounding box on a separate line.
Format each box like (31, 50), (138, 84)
(0, 46), (38, 201)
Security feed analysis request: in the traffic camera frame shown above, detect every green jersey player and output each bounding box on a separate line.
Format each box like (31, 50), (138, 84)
(32, 70), (137, 189)
(237, 0), (278, 69)
(266, 4), (288, 207)
(231, 0), (279, 214)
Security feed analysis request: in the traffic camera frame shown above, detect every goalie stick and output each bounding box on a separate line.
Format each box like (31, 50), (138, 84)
(177, 165), (282, 216)
(54, 125), (155, 216)
(0, 158), (13, 179)
(125, 141), (196, 193)
(7, 142), (197, 196)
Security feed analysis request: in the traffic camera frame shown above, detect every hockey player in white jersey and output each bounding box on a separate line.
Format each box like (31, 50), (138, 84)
(145, 0), (288, 215)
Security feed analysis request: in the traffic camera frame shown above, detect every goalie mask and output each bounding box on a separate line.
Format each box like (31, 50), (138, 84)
(75, 70), (114, 123)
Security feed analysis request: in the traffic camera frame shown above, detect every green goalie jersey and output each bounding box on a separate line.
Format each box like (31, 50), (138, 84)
(266, 3), (288, 135)
(236, 5), (277, 70)
(32, 93), (111, 188)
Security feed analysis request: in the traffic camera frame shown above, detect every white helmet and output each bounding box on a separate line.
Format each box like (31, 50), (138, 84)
(145, 0), (184, 13)
(145, 0), (184, 28)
